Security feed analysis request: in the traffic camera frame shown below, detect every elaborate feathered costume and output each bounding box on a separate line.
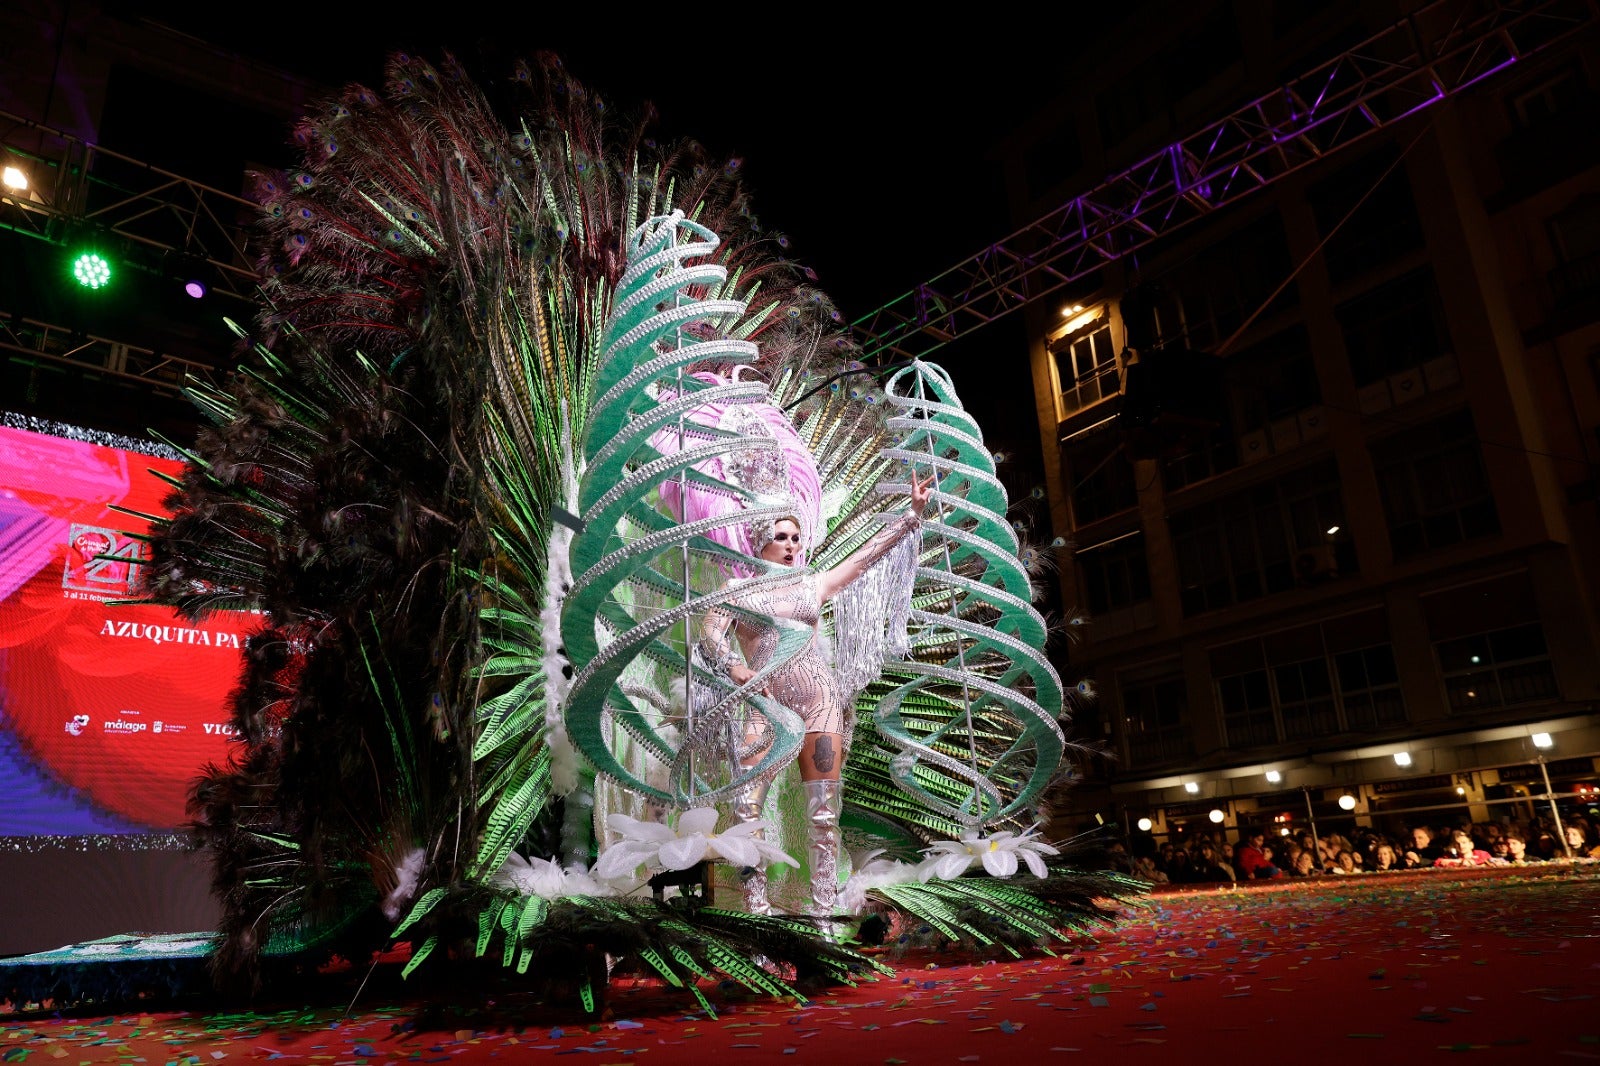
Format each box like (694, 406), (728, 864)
(130, 52), (1142, 1003)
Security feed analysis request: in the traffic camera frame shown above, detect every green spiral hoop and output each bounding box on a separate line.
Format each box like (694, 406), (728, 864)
(559, 211), (807, 807)
(874, 361), (1065, 827)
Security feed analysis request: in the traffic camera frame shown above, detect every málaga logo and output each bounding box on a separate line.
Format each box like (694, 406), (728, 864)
(61, 524), (144, 599)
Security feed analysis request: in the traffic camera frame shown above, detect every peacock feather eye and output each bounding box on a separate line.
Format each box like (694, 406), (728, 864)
(324, 139), (338, 156)
(298, 208), (313, 221)
(295, 173), (312, 187)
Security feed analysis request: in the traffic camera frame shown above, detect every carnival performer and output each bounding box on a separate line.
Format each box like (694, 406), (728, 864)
(698, 469), (934, 919)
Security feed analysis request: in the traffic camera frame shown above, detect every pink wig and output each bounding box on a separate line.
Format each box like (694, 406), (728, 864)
(653, 372), (821, 559)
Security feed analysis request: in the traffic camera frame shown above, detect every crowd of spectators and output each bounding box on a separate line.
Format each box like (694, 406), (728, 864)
(1126, 812), (1600, 885)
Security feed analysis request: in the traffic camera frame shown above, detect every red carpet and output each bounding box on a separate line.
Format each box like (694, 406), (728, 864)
(5, 865), (1597, 1063)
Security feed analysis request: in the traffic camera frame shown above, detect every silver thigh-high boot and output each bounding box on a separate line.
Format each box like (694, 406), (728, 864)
(732, 778), (773, 915)
(803, 779), (844, 921)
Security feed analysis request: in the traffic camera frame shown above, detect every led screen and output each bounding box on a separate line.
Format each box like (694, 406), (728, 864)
(0, 420), (249, 834)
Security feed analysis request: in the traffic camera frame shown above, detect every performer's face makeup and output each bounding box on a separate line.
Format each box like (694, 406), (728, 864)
(761, 520), (804, 567)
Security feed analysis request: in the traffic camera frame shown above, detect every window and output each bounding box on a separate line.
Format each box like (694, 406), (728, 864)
(1371, 410), (1499, 560)
(1437, 624), (1559, 713)
(1159, 4), (1242, 102)
(1309, 146), (1424, 284)
(1054, 323), (1119, 416)
(1547, 196), (1600, 304)
(1097, 60), (1162, 150)
(1335, 269), (1451, 387)
(1232, 325), (1320, 433)
(1135, 214), (1297, 354)
(1161, 422), (1240, 492)
(1062, 431), (1138, 526)
(1334, 645), (1406, 730)
(1119, 660), (1193, 766)
(1509, 65), (1590, 128)
(1423, 573), (1558, 714)
(1024, 123), (1084, 202)
(1169, 460), (1349, 616)
(1077, 532), (1152, 615)
(1210, 609), (1406, 749)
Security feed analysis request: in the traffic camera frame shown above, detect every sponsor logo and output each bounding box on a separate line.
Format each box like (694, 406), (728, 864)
(62, 525), (144, 598)
(64, 714), (90, 736)
(102, 718), (147, 733)
(203, 722), (238, 736)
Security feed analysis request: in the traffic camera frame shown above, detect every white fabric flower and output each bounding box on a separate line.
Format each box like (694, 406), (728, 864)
(839, 848), (923, 915)
(493, 853), (609, 898)
(593, 808), (797, 881)
(919, 827), (1059, 881)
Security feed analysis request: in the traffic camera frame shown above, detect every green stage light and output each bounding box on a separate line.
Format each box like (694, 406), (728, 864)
(72, 252), (111, 289)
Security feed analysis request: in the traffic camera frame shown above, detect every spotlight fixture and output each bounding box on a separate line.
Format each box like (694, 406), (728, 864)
(1136, 817), (1153, 832)
(1061, 303), (1084, 317)
(1338, 793), (1357, 811)
(1, 165), (26, 191)
(1184, 781), (1199, 794)
(72, 252), (111, 290)
(1393, 751), (1412, 767)
(1325, 525), (1340, 536)
(1208, 808), (1225, 824)
(1280, 827), (1291, 836)
(1532, 732), (1553, 749)
(184, 278), (208, 299)
(1265, 769), (1282, 784)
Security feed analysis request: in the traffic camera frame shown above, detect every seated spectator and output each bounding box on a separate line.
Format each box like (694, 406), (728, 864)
(1436, 828), (1492, 867)
(1564, 825), (1600, 859)
(1530, 829), (1562, 861)
(1332, 849), (1359, 874)
(1191, 842), (1236, 883)
(1371, 842), (1399, 871)
(1292, 850), (1317, 877)
(1132, 854), (1169, 884)
(1167, 847), (1194, 883)
(1236, 830), (1284, 880)
(1404, 825), (1444, 867)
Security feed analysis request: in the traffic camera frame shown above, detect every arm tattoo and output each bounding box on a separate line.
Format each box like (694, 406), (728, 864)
(812, 735), (836, 773)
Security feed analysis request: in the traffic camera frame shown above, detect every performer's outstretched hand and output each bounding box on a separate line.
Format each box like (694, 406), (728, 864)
(910, 469), (937, 513)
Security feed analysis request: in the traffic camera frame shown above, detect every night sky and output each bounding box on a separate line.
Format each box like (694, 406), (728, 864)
(121, 8), (1134, 490)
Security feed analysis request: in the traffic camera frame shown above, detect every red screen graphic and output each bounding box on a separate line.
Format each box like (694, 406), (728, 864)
(0, 424), (251, 831)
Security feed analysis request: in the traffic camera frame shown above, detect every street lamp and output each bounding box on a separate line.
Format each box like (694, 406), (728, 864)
(1530, 732), (1574, 859)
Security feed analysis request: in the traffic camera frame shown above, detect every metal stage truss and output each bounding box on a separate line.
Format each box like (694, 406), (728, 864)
(2, 0), (1595, 401)
(850, 0), (1599, 364)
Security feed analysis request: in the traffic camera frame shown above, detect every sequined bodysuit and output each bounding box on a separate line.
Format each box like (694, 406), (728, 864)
(699, 510), (922, 735)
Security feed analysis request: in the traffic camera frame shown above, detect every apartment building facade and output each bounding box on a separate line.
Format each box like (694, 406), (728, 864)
(1000, 0), (1600, 844)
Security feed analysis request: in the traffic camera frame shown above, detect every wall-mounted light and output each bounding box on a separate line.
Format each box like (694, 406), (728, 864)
(1265, 769), (1282, 784)
(1208, 808), (1225, 823)
(1532, 732), (1553, 749)
(1184, 781), (1200, 794)
(1, 166), (27, 191)
(1280, 827), (1291, 836)
(1338, 793), (1357, 811)
(1324, 525), (1340, 536)
(1136, 817), (1153, 832)
(1393, 751), (1412, 767)
(1455, 786), (1466, 795)
(1061, 304), (1085, 317)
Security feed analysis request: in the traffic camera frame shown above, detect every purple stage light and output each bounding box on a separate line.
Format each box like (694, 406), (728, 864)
(184, 280), (206, 299)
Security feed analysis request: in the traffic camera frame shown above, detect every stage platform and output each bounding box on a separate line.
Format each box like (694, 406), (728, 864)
(4, 864), (1598, 1065)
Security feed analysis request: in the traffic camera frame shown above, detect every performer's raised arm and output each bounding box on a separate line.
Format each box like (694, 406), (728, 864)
(816, 470), (934, 603)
